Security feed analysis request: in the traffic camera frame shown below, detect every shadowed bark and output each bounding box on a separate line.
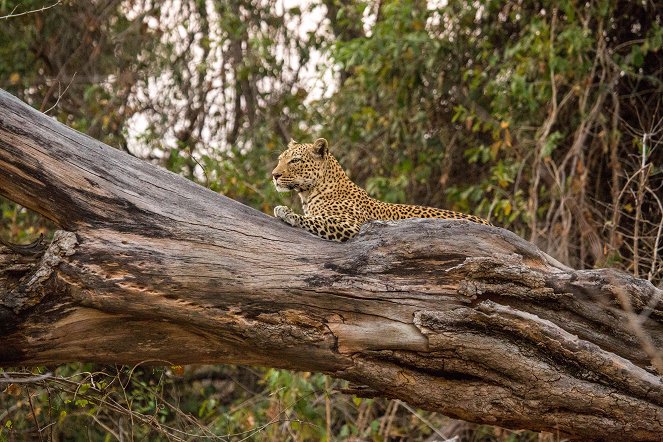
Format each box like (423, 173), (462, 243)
(1, 89), (662, 441)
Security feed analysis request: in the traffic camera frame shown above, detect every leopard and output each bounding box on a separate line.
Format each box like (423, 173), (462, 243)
(272, 138), (491, 241)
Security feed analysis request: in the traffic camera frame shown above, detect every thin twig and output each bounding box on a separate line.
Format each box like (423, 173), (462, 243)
(613, 286), (663, 374)
(646, 187), (663, 282)
(44, 72), (77, 114)
(396, 400), (451, 440)
(0, 0), (61, 20)
(632, 132), (650, 277)
(324, 376), (332, 441)
(0, 372), (53, 383)
(26, 388), (43, 441)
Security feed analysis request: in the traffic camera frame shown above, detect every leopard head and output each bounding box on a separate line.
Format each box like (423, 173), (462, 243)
(272, 138), (329, 193)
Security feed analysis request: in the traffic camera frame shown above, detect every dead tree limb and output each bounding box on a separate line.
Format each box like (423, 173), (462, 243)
(0, 89), (662, 440)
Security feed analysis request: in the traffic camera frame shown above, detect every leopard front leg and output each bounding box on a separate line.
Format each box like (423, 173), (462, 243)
(273, 206), (360, 241)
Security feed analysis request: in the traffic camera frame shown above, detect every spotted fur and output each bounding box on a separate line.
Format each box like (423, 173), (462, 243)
(272, 138), (490, 241)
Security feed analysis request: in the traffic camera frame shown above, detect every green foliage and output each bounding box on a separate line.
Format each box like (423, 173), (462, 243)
(0, 196), (55, 243)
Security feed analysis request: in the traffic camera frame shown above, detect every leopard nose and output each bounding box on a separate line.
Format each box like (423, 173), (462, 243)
(272, 172), (282, 180)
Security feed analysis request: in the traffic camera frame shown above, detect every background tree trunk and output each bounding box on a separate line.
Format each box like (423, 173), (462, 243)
(1, 89), (662, 441)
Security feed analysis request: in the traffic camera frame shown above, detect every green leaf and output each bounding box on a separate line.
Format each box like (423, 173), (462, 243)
(630, 45), (644, 68)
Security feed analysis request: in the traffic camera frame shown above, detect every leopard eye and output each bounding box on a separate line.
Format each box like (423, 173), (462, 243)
(288, 157), (301, 164)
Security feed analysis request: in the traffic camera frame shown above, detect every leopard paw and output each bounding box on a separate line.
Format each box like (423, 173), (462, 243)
(274, 205), (297, 226)
(274, 205), (291, 218)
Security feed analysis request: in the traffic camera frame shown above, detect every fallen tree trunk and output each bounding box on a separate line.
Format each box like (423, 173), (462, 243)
(1, 89), (662, 440)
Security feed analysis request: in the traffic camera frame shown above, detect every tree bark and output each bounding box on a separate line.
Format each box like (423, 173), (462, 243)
(0, 89), (662, 440)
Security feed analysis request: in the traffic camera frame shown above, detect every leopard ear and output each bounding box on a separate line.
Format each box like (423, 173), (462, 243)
(313, 138), (328, 158)
(288, 139), (298, 148)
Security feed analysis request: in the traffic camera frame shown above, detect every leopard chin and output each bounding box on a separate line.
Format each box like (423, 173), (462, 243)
(274, 180), (297, 192)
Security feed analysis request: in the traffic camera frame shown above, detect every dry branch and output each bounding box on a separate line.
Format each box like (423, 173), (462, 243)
(1, 89), (662, 440)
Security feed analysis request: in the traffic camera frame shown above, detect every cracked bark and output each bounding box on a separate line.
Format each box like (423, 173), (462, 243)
(1, 89), (662, 440)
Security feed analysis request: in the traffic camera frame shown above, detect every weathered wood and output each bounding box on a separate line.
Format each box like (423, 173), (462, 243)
(1, 89), (662, 441)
